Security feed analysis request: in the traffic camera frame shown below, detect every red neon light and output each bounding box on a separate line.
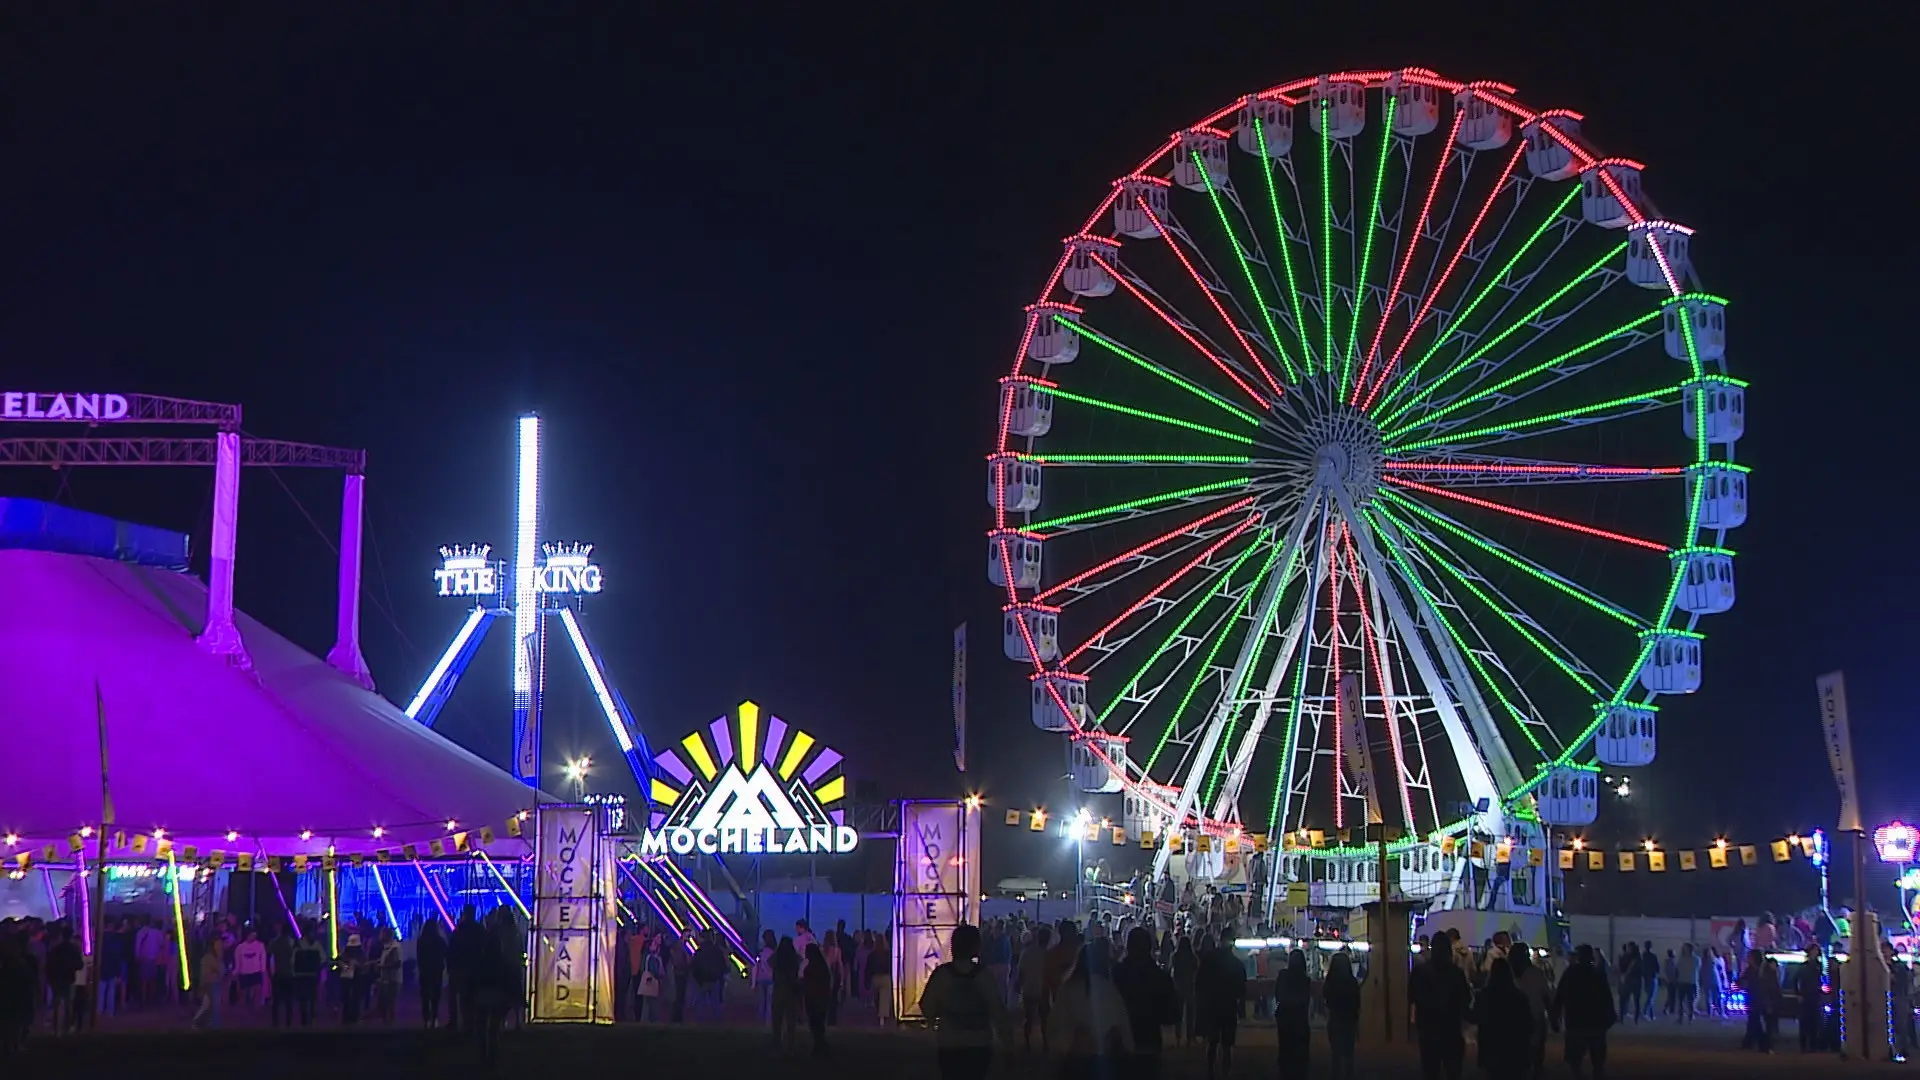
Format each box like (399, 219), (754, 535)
(1059, 513), (1259, 665)
(1361, 141), (1527, 412)
(1343, 530), (1417, 825)
(1381, 476), (1671, 552)
(1354, 109), (1466, 404)
(1037, 498), (1256, 602)
(1134, 198), (1287, 400)
(1382, 462), (1685, 477)
(1090, 254), (1272, 411)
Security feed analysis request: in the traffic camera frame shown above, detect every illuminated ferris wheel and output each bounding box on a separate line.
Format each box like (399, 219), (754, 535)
(986, 68), (1743, 903)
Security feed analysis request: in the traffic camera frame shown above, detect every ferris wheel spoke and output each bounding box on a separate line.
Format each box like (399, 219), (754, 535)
(1098, 537), (1268, 730)
(1375, 241), (1629, 432)
(1213, 541), (1325, 825)
(1024, 453), (1259, 468)
(1377, 487), (1650, 627)
(1061, 318), (1267, 427)
(1093, 255), (1277, 411)
(1352, 110), (1464, 403)
(1189, 158), (1301, 384)
(1025, 476), (1252, 536)
(1359, 142), (1528, 412)
(1339, 530), (1421, 826)
(1042, 382), (1261, 447)
(1380, 505), (1615, 704)
(1251, 120), (1327, 376)
(1134, 198), (1287, 398)
(1055, 519), (1264, 666)
(1379, 475), (1672, 553)
(1040, 499), (1257, 604)
(1380, 308), (1661, 441)
(1386, 383), (1683, 455)
(1380, 456), (1688, 487)
(1340, 94), (1406, 390)
(1370, 187), (1583, 418)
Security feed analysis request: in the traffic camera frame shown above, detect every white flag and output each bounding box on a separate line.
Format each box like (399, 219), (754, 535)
(952, 624), (968, 773)
(1816, 671), (1862, 832)
(1338, 674), (1383, 826)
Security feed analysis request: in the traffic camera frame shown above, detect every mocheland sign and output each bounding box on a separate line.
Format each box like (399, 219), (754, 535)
(1, 392), (131, 421)
(642, 700), (857, 856)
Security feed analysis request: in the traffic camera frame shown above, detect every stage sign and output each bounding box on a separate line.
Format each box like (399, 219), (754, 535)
(643, 701), (856, 856)
(1, 392), (130, 422)
(529, 804), (615, 1024)
(894, 799), (980, 1022)
(434, 544), (499, 597)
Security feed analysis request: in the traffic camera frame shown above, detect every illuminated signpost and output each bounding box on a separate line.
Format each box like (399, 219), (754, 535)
(530, 802), (616, 1024)
(404, 415), (647, 790)
(894, 799), (981, 1022)
(643, 701), (856, 857)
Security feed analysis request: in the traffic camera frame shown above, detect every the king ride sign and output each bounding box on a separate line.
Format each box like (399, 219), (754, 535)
(641, 761), (859, 857)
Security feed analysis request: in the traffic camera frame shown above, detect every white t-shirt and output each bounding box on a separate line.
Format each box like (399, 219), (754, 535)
(796, 930), (816, 971)
(234, 940), (268, 976)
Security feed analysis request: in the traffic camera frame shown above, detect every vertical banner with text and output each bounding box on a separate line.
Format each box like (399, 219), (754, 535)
(1816, 671), (1863, 833)
(952, 624), (967, 773)
(894, 800), (980, 1021)
(530, 804), (615, 1024)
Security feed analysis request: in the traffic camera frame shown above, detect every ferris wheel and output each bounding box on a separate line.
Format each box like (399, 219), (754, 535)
(987, 68), (1743, 900)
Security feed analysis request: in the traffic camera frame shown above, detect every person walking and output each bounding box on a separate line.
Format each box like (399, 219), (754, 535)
(1476, 959), (1534, 1080)
(1510, 945), (1552, 1079)
(918, 923), (1012, 1080)
(770, 937), (801, 1049)
(1322, 951), (1361, 1080)
(1112, 926), (1179, 1080)
(1196, 936), (1247, 1079)
(1409, 934), (1473, 1080)
(416, 918), (447, 1028)
(1796, 941), (1827, 1052)
(1018, 924), (1054, 1052)
(1674, 944), (1700, 1023)
(191, 938), (227, 1031)
(1271, 948), (1314, 1080)
(291, 928), (322, 1026)
(1047, 942), (1135, 1080)
(1550, 944), (1617, 1079)
(802, 942), (833, 1057)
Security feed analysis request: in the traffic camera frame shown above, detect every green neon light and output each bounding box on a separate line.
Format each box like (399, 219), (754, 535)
(1367, 507), (1547, 758)
(1202, 539), (1303, 807)
(1096, 537), (1267, 726)
(1195, 153), (1296, 385)
(1381, 489), (1645, 627)
(1026, 477), (1251, 532)
(1254, 119), (1318, 377)
(1060, 318), (1264, 428)
(1043, 384), (1255, 445)
(1378, 241), (1628, 429)
(1392, 516), (1599, 698)
(1320, 103), (1336, 385)
(1389, 385), (1682, 453)
(1344, 95), (1397, 385)
(1026, 453), (1252, 464)
(1266, 607), (1315, 836)
(1375, 186), (1583, 414)
(1380, 309), (1661, 441)
(1144, 538), (1284, 774)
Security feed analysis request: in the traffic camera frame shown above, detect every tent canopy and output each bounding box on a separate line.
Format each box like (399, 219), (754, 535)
(0, 549), (540, 855)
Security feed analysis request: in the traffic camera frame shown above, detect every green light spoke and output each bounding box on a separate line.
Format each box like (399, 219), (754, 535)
(1389, 385), (1683, 454)
(1386, 510), (1599, 700)
(1380, 489), (1646, 627)
(1143, 537), (1284, 775)
(1024, 453), (1251, 465)
(1025, 477), (1249, 533)
(1320, 104), (1337, 387)
(1097, 538), (1267, 726)
(1516, 636), (1657, 797)
(1266, 609), (1315, 835)
(1254, 119), (1318, 377)
(1365, 508), (1547, 758)
(1380, 309), (1661, 441)
(1061, 318), (1264, 428)
(1375, 187), (1582, 414)
(1201, 541), (1304, 807)
(1043, 384), (1257, 445)
(1194, 154), (1297, 385)
(1344, 95), (1398, 387)
(1378, 241), (1628, 430)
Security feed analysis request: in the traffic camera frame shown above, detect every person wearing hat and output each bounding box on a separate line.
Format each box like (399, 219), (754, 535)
(338, 934), (367, 1025)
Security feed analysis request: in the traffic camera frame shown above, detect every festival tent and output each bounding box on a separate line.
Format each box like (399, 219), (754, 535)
(0, 548), (540, 857)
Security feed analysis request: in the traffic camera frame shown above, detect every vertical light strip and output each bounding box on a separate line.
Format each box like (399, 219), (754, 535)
(558, 607), (635, 753)
(369, 865), (403, 938)
(168, 853), (192, 989)
(512, 414), (541, 784)
(405, 607), (488, 719)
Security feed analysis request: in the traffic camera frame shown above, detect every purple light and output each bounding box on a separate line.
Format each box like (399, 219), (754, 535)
(803, 747), (842, 784)
(1877, 821), (1918, 864)
(710, 717), (734, 769)
(763, 715), (789, 768)
(654, 749), (694, 786)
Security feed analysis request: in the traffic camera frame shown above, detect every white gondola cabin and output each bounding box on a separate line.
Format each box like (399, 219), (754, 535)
(1580, 159), (1644, 229)
(1455, 87), (1513, 151)
(1673, 548), (1736, 615)
(1626, 221), (1693, 289)
(985, 453), (1041, 512)
(1025, 302), (1082, 364)
(1685, 463), (1748, 530)
(1069, 733), (1128, 793)
(1522, 111), (1583, 180)
(1235, 96), (1293, 158)
(1595, 704), (1657, 767)
(987, 529), (1043, 590)
(1681, 376), (1745, 445)
(1113, 176), (1173, 240)
(1174, 128), (1231, 192)
(1535, 766), (1599, 827)
(1637, 630), (1703, 695)
(1123, 781), (1180, 838)
(1662, 294), (1727, 363)
(1031, 671), (1089, 733)
(1308, 77), (1365, 139)
(1386, 70), (1441, 136)
(1001, 376), (1054, 438)
(1003, 602), (1061, 663)
(1061, 235), (1120, 298)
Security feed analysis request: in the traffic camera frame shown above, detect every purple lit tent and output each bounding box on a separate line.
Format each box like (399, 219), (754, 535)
(0, 549), (538, 857)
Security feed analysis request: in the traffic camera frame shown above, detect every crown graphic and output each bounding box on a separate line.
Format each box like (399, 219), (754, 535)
(542, 541), (594, 566)
(439, 543), (493, 566)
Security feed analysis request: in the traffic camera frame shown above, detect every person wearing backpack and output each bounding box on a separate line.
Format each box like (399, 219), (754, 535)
(919, 923), (1013, 1080)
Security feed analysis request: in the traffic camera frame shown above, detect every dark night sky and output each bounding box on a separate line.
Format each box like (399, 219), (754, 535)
(2, 6), (1910, 907)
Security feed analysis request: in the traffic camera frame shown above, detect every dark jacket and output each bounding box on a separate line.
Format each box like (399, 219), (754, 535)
(1551, 961), (1618, 1032)
(1111, 955), (1179, 1053)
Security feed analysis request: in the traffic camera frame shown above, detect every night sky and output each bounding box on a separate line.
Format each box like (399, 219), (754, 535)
(2, 8), (1908, 909)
